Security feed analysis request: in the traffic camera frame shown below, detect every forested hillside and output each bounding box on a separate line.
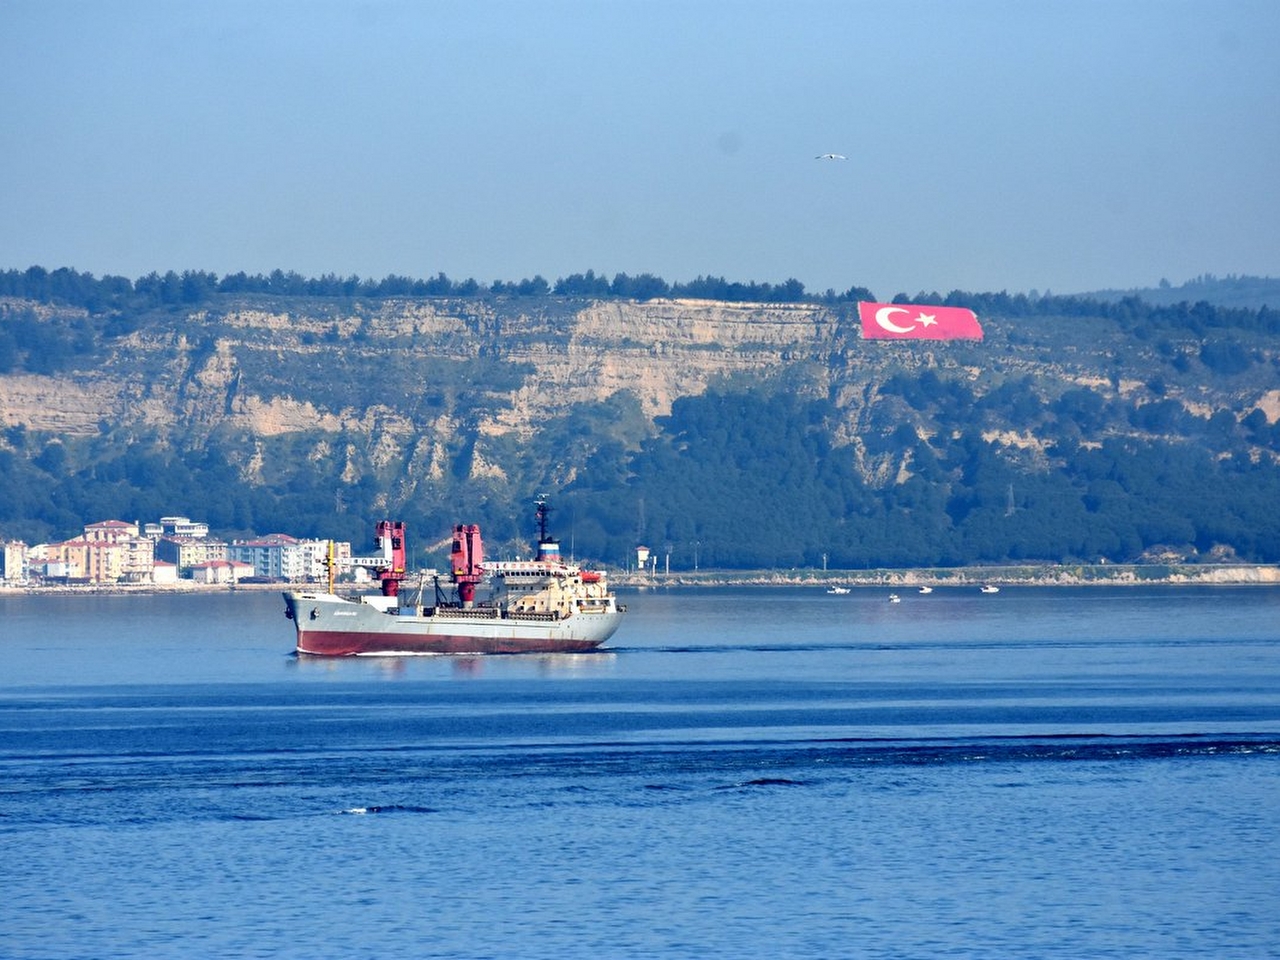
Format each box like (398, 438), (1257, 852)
(1086, 274), (1280, 311)
(1, 267), (1278, 570)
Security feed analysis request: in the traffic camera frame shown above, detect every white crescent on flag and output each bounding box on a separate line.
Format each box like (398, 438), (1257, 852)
(874, 306), (917, 334)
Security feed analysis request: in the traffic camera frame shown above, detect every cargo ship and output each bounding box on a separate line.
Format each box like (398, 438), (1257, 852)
(284, 500), (625, 656)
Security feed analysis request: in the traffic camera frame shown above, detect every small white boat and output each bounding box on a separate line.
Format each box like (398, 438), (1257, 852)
(888, 593), (901, 603)
(918, 586), (933, 594)
(826, 586), (851, 595)
(980, 584), (1000, 594)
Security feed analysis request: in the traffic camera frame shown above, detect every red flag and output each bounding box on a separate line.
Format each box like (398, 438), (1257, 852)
(858, 301), (983, 340)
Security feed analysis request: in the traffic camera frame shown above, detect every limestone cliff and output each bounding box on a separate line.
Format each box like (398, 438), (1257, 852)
(1, 297), (856, 440)
(2, 292), (1277, 509)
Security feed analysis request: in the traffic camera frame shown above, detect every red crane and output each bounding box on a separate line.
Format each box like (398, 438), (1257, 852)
(372, 520), (407, 597)
(450, 523), (485, 606)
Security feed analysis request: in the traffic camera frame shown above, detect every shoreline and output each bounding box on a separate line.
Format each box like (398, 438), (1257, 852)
(614, 562), (1280, 589)
(0, 580), (292, 596)
(3, 562), (1278, 596)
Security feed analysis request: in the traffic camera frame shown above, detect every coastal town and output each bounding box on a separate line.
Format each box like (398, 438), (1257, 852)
(0, 516), (354, 588)
(5, 518), (1279, 594)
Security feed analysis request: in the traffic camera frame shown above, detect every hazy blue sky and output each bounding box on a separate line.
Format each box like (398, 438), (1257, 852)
(3, 0), (1277, 299)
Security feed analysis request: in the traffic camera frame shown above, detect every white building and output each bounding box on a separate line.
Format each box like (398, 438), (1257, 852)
(146, 516), (210, 539)
(190, 559), (255, 584)
(227, 535), (350, 582)
(2, 541), (29, 582)
(152, 560), (179, 585)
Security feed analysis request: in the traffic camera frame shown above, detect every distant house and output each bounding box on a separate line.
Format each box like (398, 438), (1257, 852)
(2, 540), (29, 582)
(44, 538), (113, 582)
(151, 560), (179, 585)
(84, 520), (140, 542)
(144, 516), (210, 539)
(36, 560), (74, 580)
(227, 534), (299, 580)
(189, 559), (254, 584)
(64, 520), (155, 582)
(155, 536), (229, 577)
(301, 538), (351, 582)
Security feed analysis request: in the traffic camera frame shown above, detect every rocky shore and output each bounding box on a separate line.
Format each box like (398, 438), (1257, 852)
(0, 580), (290, 596)
(614, 563), (1280, 589)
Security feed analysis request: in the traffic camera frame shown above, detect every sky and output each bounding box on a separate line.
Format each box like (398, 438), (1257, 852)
(2, 0), (1278, 300)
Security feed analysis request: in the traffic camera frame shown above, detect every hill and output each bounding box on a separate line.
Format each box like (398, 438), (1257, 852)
(1, 271), (1278, 569)
(1083, 274), (1280, 311)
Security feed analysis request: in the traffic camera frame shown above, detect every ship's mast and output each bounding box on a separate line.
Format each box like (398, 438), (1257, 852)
(535, 496), (551, 544)
(534, 495), (560, 562)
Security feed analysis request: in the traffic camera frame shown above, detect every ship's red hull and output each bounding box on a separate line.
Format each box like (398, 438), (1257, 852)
(285, 589), (623, 656)
(296, 629), (607, 656)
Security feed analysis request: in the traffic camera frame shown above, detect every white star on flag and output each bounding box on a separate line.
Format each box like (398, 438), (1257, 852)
(916, 313), (937, 327)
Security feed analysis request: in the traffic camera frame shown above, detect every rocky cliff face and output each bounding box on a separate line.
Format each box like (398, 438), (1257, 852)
(2, 293), (1276, 494)
(1, 297), (854, 437)
(495, 299), (848, 429)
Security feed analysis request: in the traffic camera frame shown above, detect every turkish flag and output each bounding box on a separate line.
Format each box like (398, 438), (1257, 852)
(858, 301), (984, 340)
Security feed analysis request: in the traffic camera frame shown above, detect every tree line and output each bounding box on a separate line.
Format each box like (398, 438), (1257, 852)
(0, 265), (871, 312)
(6, 375), (1276, 569)
(561, 388), (1280, 569)
(3, 264), (1276, 335)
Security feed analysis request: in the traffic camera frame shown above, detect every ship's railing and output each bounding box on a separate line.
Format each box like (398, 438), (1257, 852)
(506, 610), (560, 622)
(416, 605), (564, 623)
(487, 560), (580, 577)
(418, 606), (501, 620)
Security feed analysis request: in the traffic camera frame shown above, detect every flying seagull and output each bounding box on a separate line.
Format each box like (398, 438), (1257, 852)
(815, 153), (847, 160)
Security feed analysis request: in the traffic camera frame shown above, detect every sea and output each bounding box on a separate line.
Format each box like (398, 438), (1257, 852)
(2, 584), (1279, 959)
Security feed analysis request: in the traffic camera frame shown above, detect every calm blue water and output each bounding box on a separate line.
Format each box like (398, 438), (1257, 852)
(2, 585), (1279, 959)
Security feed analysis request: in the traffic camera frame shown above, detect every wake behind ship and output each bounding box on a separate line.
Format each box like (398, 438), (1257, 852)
(284, 501), (625, 656)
